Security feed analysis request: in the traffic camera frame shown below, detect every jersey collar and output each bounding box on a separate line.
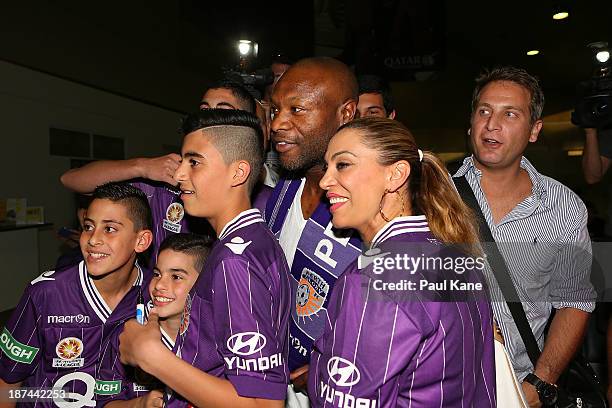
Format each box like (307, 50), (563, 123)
(79, 260), (143, 323)
(370, 215), (430, 248)
(218, 208), (264, 240)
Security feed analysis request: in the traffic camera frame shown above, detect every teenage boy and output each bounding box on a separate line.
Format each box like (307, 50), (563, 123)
(102, 233), (213, 408)
(0, 182), (153, 407)
(119, 109), (291, 408)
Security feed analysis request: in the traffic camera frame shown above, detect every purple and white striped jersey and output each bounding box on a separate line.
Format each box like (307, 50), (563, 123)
(166, 209), (291, 407)
(98, 324), (175, 405)
(309, 216), (496, 408)
(0, 260), (149, 408)
(130, 180), (191, 258)
(265, 179), (362, 371)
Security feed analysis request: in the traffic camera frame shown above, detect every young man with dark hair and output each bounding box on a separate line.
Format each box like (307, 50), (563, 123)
(200, 80), (257, 114)
(61, 155), (195, 261)
(0, 182), (153, 407)
(60, 82), (269, 253)
(453, 66), (596, 406)
(356, 74), (396, 119)
(119, 109), (291, 408)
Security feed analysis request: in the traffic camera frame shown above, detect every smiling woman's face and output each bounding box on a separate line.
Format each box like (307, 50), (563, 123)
(319, 128), (392, 238)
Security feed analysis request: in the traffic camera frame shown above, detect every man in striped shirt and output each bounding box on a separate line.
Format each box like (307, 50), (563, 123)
(453, 66), (596, 406)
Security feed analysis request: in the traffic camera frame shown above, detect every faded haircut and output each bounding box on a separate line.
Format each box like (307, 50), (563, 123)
(204, 79), (256, 113)
(92, 182), (153, 232)
(158, 233), (213, 272)
(180, 109), (263, 194)
(357, 74), (395, 114)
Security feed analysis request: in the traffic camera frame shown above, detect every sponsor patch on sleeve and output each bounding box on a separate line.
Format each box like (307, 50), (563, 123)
(0, 327), (39, 364)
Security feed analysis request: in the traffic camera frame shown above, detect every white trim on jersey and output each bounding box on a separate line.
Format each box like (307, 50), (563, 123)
(371, 215), (429, 248)
(79, 261), (144, 323)
(160, 327), (176, 350)
(218, 209), (264, 240)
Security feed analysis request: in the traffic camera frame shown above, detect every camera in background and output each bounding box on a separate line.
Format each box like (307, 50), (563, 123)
(572, 42), (612, 130)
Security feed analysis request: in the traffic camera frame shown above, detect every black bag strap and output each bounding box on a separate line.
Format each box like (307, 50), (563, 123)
(453, 175), (542, 366)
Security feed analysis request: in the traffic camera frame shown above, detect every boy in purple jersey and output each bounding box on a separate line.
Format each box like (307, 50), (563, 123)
(102, 233), (212, 408)
(310, 118), (495, 407)
(60, 155), (198, 261)
(0, 183), (154, 408)
(118, 109), (291, 408)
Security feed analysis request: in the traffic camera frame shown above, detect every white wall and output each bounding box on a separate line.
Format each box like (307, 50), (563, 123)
(0, 60), (183, 279)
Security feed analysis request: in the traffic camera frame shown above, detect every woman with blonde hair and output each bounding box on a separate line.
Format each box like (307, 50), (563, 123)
(308, 118), (495, 407)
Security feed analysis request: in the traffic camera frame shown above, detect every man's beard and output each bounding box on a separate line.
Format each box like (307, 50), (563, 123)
(279, 141), (327, 176)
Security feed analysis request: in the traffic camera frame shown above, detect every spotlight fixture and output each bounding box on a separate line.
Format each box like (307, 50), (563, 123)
(588, 42), (610, 65)
(237, 40), (258, 57)
(526, 50), (540, 56)
(596, 50), (610, 64)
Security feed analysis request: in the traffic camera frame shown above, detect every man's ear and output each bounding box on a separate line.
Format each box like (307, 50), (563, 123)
(339, 98), (357, 125)
(231, 160), (251, 188)
(388, 110), (397, 120)
(134, 230), (153, 254)
(529, 119), (543, 143)
(387, 161), (411, 192)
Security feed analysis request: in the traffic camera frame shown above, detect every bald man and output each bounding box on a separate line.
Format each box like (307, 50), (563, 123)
(265, 57), (361, 407)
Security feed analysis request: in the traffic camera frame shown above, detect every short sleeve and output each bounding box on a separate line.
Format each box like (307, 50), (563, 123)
(0, 285), (43, 383)
(211, 257), (287, 400)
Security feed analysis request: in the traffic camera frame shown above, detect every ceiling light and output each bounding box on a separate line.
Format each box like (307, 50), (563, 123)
(238, 40), (252, 56)
(526, 50), (540, 56)
(596, 51), (610, 63)
(552, 11), (569, 20)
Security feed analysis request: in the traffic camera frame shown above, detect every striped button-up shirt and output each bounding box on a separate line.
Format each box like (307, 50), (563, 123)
(453, 155), (596, 381)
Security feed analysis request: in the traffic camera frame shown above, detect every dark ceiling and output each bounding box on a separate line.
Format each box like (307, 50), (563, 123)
(1, 1), (610, 129)
(178, 0), (612, 129)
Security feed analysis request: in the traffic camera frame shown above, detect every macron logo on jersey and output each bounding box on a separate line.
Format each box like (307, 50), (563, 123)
(224, 237), (252, 255)
(48, 314), (91, 325)
(31, 270), (55, 285)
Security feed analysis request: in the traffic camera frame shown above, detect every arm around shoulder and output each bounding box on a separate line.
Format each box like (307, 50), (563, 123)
(60, 154), (180, 193)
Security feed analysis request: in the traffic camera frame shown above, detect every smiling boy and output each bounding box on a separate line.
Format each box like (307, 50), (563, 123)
(0, 183), (153, 407)
(102, 233), (212, 408)
(119, 109), (291, 408)
(150, 234), (211, 341)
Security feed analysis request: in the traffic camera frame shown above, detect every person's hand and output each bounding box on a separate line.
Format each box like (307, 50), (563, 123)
(119, 312), (163, 368)
(138, 390), (164, 408)
(521, 381), (542, 408)
(290, 364), (309, 394)
(139, 154), (181, 186)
